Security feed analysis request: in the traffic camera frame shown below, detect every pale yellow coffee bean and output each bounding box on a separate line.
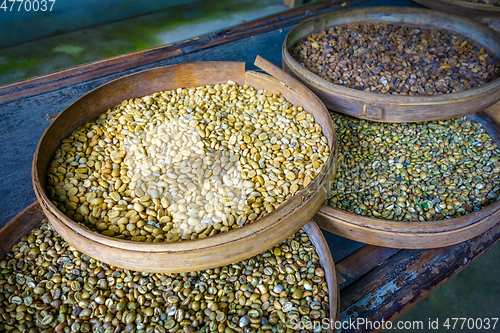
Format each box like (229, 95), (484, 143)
(46, 82), (329, 243)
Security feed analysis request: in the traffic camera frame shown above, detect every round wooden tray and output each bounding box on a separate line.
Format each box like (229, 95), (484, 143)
(414, 0), (500, 18)
(0, 202), (339, 333)
(314, 111), (500, 249)
(32, 56), (338, 273)
(282, 6), (500, 123)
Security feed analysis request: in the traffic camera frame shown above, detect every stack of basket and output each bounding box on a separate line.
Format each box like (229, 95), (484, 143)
(282, 6), (500, 249)
(2, 5), (500, 333)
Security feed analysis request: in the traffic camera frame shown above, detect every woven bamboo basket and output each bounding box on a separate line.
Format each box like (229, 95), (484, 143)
(32, 56), (338, 272)
(282, 6), (500, 123)
(0, 202), (339, 333)
(314, 111), (500, 249)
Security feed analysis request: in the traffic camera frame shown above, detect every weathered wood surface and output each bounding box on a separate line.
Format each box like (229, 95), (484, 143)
(3, 0), (499, 331)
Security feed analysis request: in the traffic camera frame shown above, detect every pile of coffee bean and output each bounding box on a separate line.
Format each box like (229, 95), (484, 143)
(46, 82), (329, 243)
(290, 23), (500, 95)
(462, 0), (500, 6)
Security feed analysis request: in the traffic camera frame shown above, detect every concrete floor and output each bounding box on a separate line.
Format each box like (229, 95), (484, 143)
(1, 0), (498, 331)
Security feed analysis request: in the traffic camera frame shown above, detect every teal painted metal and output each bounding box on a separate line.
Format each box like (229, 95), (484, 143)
(0, 0), (199, 48)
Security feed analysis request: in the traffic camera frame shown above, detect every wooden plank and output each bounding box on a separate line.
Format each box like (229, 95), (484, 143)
(4, 4), (498, 331)
(338, 220), (500, 333)
(0, 0), (373, 104)
(487, 101), (500, 120)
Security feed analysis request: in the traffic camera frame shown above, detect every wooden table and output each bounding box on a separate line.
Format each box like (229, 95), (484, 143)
(1, 0), (500, 332)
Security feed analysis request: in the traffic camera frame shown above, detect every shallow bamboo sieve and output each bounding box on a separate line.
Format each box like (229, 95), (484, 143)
(282, 6), (500, 123)
(314, 111), (500, 249)
(414, 0), (500, 18)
